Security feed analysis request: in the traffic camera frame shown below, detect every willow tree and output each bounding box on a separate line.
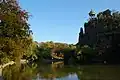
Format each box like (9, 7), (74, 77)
(0, 0), (32, 64)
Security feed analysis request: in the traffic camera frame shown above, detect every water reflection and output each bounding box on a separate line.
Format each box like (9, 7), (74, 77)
(1, 62), (120, 80)
(2, 63), (37, 80)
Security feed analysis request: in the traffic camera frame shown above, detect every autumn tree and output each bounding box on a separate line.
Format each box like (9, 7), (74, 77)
(0, 0), (32, 64)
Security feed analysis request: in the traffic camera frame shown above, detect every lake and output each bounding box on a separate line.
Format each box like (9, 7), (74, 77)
(1, 61), (120, 80)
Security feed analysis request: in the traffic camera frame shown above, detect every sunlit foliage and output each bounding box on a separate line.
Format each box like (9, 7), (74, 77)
(0, 0), (32, 64)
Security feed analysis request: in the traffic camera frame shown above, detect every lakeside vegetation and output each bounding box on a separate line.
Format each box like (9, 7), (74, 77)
(0, 0), (33, 65)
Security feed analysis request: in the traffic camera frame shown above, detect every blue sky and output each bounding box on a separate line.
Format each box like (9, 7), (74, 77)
(19, 0), (120, 44)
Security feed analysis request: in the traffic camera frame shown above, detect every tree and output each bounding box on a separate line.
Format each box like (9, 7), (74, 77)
(0, 0), (32, 64)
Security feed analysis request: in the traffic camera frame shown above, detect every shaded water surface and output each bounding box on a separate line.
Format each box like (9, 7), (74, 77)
(1, 61), (120, 80)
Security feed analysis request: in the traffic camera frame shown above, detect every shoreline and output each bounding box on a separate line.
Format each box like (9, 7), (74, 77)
(0, 59), (28, 69)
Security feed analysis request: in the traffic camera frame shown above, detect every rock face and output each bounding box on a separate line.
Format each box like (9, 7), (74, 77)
(77, 10), (105, 48)
(78, 20), (98, 47)
(77, 9), (120, 64)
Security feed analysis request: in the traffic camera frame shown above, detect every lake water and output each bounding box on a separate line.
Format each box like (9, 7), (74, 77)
(1, 61), (120, 80)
